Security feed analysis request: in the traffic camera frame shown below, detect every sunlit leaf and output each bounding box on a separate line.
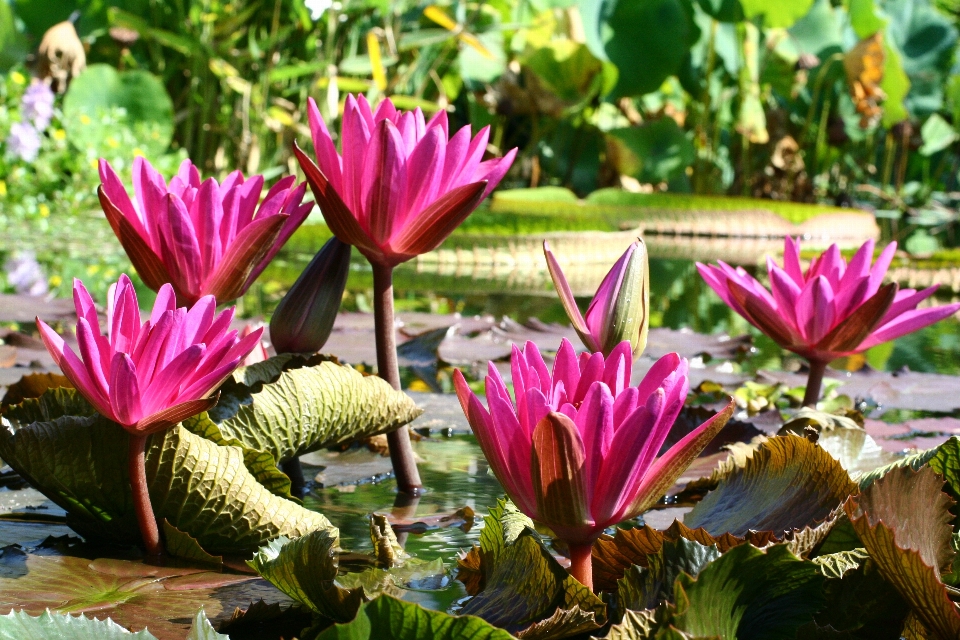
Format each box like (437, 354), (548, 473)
(812, 548), (869, 579)
(845, 466), (960, 638)
(0, 609), (157, 640)
(684, 436), (858, 538)
(313, 595), (514, 640)
(617, 538), (720, 612)
(0, 388), (333, 553)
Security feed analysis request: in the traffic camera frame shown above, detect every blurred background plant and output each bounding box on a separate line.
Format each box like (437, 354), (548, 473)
(3, 0), (960, 289)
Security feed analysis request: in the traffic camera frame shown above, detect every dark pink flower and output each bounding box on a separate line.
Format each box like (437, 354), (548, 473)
(697, 238), (960, 364)
(36, 275), (262, 434)
(294, 94), (516, 267)
(98, 157), (313, 305)
(455, 339), (733, 545)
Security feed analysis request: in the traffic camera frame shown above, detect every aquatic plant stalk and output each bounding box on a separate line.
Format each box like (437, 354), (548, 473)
(567, 542), (594, 591)
(129, 434), (162, 556)
(373, 263), (422, 494)
(803, 359), (828, 408)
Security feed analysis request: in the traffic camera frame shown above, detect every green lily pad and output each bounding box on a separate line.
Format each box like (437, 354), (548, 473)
(457, 498), (534, 595)
(685, 436), (858, 538)
(845, 466), (960, 638)
(0, 553), (251, 640)
(0, 389), (332, 553)
(617, 537), (720, 612)
(0, 609), (157, 640)
(313, 595), (514, 640)
(207, 354), (424, 463)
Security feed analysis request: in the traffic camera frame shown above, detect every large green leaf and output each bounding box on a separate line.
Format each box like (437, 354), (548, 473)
(607, 119), (695, 184)
(247, 529), (364, 623)
(684, 436), (858, 538)
(740, 0), (813, 28)
(0, 389), (332, 553)
(579, 0), (698, 97)
(667, 544), (825, 639)
(207, 355), (423, 463)
(62, 64), (174, 156)
(457, 498), (534, 595)
(0, 554), (250, 639)
(617, 538), (720, 612)
(525, 40), (610, 105)
(845, 466), (960, 638)
(314, 595), (515, 640)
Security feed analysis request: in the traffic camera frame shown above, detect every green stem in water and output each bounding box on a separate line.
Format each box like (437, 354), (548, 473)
(372, 262), (423, 495)
(128, 434), (163, 557)
(802, 359), (828, 408)
(567, 542), (594, 591)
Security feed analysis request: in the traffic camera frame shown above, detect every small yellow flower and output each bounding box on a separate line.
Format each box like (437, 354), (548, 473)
(10, 71), (25, 85)
(132, 147), (145, 157)
(106, 136), (119, 148)
(79, 114), (91, 125)
(0, 180), (7, 196)
(38, 203), (50, 217)
(52, 129), (66, 141)
(49, 274), (62, 288)
(86, 264), (100, 275)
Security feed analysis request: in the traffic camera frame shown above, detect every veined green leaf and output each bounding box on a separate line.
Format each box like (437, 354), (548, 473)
(0, 610), (157, 640)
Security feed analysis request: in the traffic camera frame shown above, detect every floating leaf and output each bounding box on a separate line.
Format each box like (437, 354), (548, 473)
(0, 554), (252, 640)
(208, 355), (423, 463)
(0, 389), (332, 553)
(845, 466), (960, 638)
(313, 595), (514, 639)
(685, 436), (858, 538)
(0, 609), (157, 640)
(247, 530), (363, 623)
(617, 537), (720, 612)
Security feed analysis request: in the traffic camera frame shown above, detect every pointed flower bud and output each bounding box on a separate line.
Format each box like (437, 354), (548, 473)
(270, 237), (351, 354)
(545, 239), (650, 358)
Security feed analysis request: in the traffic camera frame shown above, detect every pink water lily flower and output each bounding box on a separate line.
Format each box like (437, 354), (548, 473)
(98, 157), (313, 305)
(294, 94), (517, 267)
(454, 338), (733, 589)
(697, 238), (960, 365)
(36, 274), (263, 434)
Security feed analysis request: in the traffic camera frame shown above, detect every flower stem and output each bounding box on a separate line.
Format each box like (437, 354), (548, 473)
(567, 542), (594, 591)
(802, 359), (828, 408)
(371, 262), (423, 495)
(128, 434), (163, 557)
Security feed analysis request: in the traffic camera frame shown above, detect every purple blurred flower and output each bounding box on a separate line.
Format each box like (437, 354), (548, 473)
(6, 121), (41, 162)
(4, 251), (47, 296)
(22, 81), (55, 131)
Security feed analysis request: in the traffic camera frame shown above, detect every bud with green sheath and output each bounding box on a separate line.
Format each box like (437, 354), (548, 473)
(545, 239), (649, 358)
(270, 237), (351, 354)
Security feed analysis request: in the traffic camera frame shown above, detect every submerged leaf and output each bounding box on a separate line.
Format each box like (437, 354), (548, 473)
(685, 436), (858, 538)
(0, 609), (157, 640)
(845, 466), (960, 638)
(0, 389), (332, 553)
(0, 554), (252, 640)
(313, 595), (514, 639)
(209, 354), (423, 462)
